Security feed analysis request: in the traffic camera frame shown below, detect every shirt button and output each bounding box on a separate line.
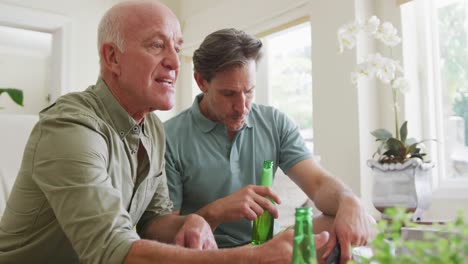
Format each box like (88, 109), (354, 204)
(119, 131), (124, 136)
(132, 126), (140, 134)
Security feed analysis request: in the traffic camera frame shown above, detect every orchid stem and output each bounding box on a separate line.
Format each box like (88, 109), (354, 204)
(392, 87), (400, 140)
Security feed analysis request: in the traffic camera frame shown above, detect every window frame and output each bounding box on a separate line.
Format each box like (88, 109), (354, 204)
(401, 0), (468, 199)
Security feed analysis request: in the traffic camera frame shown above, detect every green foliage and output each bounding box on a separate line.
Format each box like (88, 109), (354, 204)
(371, 121), (431, 164)
(269, 24), (313, 130)
(453, 90), (468, 146)
(439, 2), (468, 147)
(438, 2), (468, 99)
(351, 207), (468, 264)
(0, 88), (23, 108)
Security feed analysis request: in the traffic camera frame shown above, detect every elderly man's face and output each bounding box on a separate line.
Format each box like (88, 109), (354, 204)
(117, 5), (182, 112)
(197, 60), (256, 134)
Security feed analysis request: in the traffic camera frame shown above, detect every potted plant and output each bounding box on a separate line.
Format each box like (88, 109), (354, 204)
(0, 88), (23, 108)
(338, 16), (435, 221)
(351, 207), (468, 264)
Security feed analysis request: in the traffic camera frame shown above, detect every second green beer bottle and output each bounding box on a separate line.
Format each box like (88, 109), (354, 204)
(251, 160), (274, 245)
(292, 207), (317, 264)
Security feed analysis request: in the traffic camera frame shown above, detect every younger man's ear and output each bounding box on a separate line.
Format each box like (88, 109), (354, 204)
(100, 43), (121, 76)
(194, 72), (208, 93)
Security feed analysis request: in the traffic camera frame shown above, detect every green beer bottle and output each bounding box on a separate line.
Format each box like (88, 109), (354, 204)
(292, 207), (317, 264)
(251, 160), (274, 245)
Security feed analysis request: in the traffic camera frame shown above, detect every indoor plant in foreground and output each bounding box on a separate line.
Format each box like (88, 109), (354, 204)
(0, 88), (23, 108)
(338, 16), (435, 221)
(351, 207), (468, 264)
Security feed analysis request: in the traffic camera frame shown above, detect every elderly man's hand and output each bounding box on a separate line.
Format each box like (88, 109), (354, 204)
(174, 214), (218, 250)
(323, 196), (376, 263)
(255, 229), (329, 264)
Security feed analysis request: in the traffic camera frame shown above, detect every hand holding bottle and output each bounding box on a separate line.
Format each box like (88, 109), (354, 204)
(252, 160), (276, 245)
(254, 229), (329, 264)
(198, 184), (281, 230)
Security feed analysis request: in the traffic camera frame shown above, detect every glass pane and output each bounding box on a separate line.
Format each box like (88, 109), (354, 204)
(437, 0), (468, 178)
(263, 23), (313, 148)
(262, 23), (313, 229)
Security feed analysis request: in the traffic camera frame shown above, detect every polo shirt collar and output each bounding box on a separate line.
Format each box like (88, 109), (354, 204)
(93, 78), (143, 139)
(191, 93), (253, 133)
(245, 110), (253, 128)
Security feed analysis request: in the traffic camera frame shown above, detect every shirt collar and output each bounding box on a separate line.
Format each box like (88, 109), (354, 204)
(245, 109), (253, 128)
(92, 78), (143, 139)
(190, 93), (253, 133)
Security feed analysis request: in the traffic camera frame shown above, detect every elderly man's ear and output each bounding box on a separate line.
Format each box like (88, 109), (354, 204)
(101, 43), (121, 76)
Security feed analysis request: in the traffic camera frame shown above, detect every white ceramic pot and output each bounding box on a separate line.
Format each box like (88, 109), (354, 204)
(367, 158), (435, 221)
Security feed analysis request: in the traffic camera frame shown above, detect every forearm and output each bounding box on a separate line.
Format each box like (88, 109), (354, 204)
(313, 177), (358, 216)
(124, 239), (255, 264)
(288, 158), (358, 216)
(140, 214), (186, 243)
(194, 203), (221, 231)
(314, 179), (360, 216)
(171, 204), (221, 231)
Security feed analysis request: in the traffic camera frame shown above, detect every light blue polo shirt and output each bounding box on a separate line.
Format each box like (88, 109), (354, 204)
(164, 94), (311, 248)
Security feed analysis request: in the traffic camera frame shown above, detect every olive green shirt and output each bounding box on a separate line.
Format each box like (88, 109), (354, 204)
(0, 79), (173, 263)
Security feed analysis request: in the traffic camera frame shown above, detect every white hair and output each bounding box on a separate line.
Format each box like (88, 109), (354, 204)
(97, 3), (126, 54)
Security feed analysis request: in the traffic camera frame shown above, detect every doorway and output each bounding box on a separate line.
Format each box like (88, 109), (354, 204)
(0, 2), (70, 115)
(0, 25), (52, 114)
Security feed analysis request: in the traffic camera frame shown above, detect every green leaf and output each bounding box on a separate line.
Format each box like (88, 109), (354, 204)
(406, 137), (418, 146)
(372, 141), (387, 159)
(400, 121), (408, 144)
(0, 88), (23, 106)
(407, 143), (418, 155)
(371, 129), (393, 141)
(386, 137), (405, 152)
(380, 137), (407, 162)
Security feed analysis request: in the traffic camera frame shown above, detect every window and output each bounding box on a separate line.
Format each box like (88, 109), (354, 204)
(402, 0), (468, 194)
(436, 0), (468, 180)
(257, 21), (313, 151)
(255, 20), (313, 228)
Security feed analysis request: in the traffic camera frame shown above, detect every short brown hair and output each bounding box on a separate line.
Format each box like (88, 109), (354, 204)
(193, 28), (263, 82)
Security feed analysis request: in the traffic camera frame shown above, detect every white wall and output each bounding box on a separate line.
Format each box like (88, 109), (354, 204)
(0, 0), (113, 93)
(0, 51), (51, 114)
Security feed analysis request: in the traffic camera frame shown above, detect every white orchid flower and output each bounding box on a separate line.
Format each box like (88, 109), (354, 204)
(377, 57), (398, 84)
(392, 77), (410, 93)
(355, 62), (373, 78)
(356, 53), (403, 85)
(375, 22), (401, 47)
(339, 17), (410, 94)
(351, 71), (360, 85)
(337, 21), (360, 52)
(363, 16), (380, 34)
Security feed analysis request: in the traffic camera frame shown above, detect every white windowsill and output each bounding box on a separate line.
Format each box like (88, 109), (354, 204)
(432, 179), (468, 199)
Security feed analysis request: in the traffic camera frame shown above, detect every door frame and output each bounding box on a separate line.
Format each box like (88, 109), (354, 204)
(0, 3), (71, 103)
